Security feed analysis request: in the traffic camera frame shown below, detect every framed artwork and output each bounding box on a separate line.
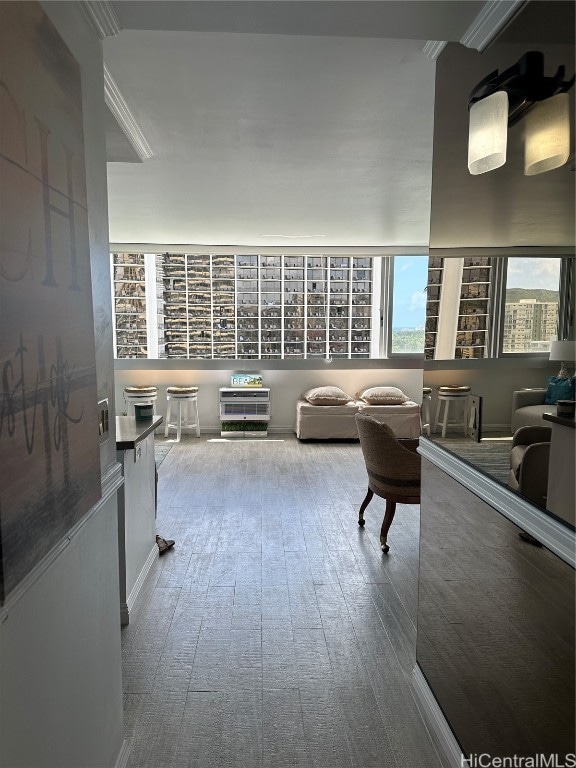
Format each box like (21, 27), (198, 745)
(230, 373), (263, 388)
(0, 3), (101, 604)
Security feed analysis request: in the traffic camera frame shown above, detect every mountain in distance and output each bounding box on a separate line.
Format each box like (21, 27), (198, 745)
(506, 288), (559, 304)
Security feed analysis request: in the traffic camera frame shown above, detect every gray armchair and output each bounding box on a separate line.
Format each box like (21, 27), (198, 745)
(508, 426), (552, 507)
(511, 389), (548, 432)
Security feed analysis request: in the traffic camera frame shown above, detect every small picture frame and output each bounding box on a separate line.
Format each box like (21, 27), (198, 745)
(231, 373), (263, 388)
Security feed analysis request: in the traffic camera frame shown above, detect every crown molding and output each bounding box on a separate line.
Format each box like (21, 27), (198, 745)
(80, 1), (121, 39)
(104, 65), (154, 161)
(460, 0), (527, 53)
(422, 41), (447, 61)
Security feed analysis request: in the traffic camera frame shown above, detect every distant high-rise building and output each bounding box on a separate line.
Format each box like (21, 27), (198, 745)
(112, 253), (377, 359)
(502, 299), (558, 353)
(424, 256), (493, 360)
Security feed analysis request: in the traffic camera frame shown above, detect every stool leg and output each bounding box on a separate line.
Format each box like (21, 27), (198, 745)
(441, 399), (449, 438)
(193, 398), (200, 437)
(422, 399), (430, 437)
(165, 399), (171, 438)
(176, 400), (182, 442)
(463, 398), (469, 437)
(434, 399), (442, 434)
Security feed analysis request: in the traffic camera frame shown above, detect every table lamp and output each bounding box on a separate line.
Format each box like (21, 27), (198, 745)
(549, 340), (576, 379)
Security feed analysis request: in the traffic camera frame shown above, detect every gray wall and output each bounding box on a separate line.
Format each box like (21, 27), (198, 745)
(0, 3), (124, 766)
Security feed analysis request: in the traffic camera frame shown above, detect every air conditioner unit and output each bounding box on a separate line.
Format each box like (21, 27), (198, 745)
(219, 387), (270, 437)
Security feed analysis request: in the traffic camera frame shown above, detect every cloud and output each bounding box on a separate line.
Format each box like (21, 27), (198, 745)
(409, 291), (427, 311)
(507, 258), (560, 289)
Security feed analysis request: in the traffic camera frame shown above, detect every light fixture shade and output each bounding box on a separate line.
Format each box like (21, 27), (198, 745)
(524, 93), (570, 176)
(468, 91), (509, 175)
(549, 339), (576, 361)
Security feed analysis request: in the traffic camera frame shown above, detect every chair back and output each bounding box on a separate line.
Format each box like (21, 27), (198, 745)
(355, 414), (421, 502)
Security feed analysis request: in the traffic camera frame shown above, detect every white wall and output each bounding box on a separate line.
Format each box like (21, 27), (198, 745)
(114, 358), (559, 434)
(114, 364), (423, 431)
(0, 4), (125, 767)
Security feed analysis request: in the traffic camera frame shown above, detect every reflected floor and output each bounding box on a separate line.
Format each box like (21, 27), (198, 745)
(427, 433), (512, 484)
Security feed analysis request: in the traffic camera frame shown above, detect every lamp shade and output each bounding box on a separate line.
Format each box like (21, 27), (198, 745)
(524, 93), (570, 176)
(549, 340), (576, 361)
(468, 91), (509, 175)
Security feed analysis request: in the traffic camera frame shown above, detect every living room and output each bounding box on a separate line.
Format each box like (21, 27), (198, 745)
(0, 2), (574, 767)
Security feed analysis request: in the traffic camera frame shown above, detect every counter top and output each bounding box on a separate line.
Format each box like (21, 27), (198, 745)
(543, 412), (576, 429)
(116, 415), (163, 449)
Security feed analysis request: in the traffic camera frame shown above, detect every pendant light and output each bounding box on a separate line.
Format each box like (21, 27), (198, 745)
(467, 52), (574, 176)
(524, 92), (570, 175)
(468, 91), (509, 175)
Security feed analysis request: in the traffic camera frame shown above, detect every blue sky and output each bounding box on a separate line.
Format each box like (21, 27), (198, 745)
(392, 255), (428, 329)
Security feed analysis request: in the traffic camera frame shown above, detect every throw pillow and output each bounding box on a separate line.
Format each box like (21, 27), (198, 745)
(357, 386), (409, 405)
(544, 376), (575, 405)
(303, 386), (353, 406)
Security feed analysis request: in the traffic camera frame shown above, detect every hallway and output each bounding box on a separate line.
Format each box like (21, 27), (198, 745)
(121, 435), (442, 768)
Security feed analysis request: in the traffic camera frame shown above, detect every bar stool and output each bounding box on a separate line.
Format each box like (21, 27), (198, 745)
(434, 385), (470, 438)
(421, 387), (432, 436)
(165, 386), (200, 442)
(124, 385), (158, 417)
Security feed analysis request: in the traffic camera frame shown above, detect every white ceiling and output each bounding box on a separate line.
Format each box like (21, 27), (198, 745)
(104, 1), (484, 248)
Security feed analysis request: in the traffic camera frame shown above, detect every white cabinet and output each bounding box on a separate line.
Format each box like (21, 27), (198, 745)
(116, 416), (161, 624)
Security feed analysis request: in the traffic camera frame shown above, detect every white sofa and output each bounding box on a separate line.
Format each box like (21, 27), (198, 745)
(295, 399), (421, 440)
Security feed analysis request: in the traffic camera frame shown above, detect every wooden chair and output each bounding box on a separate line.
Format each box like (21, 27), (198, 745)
(355, 414), (421, 552)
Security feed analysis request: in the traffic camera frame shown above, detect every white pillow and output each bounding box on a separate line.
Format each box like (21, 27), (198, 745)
(357, 386), (409, 405)
(303, 386), (353, 406)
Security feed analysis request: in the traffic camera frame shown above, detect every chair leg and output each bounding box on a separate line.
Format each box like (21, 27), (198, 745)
(358, 488), (373, 526)
(380, 499), (397, 553)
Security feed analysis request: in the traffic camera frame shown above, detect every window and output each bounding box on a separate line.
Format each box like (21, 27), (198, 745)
(112, 253), (381, 359)
(501, 257), (561, 353)
(390, 255), (427, 354)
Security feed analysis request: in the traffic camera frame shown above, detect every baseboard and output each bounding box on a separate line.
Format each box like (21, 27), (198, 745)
(482, 423), (510, 434)
(114, 738), (132, 768)
(412, 665), (463, 768)
(200, 426), (295, 434)
(121, 544), (157, 625)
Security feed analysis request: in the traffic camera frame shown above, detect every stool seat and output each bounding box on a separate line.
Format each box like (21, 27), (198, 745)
(124, 385), (158, 418)
(435, 385), (470, 437)
(422, 387), (432, 395)
(165, 386), (200, 441)
(166, 386), (198, 396)
(124, 385), (158, 396)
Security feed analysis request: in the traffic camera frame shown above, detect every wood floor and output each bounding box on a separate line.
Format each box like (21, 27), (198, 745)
(121, 434), (443, 768)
